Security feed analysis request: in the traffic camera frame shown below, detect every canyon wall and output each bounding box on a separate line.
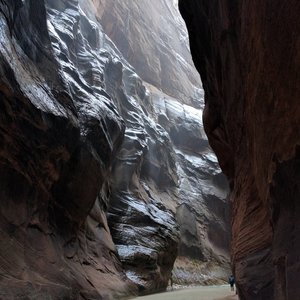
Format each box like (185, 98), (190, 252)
(0, 0), (229, 298)
(81, 0), (202, 107)
(80, 0), (230, 286)
(0, 0), (134, 298)
(179, 0), (300, 299)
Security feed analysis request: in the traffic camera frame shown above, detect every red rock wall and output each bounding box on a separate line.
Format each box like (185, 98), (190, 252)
(0, 1), (133, 298)
(179, 0), (300, 299)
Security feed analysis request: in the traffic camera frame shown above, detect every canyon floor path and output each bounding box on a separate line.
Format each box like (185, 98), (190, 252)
(134, 285), (239, 300)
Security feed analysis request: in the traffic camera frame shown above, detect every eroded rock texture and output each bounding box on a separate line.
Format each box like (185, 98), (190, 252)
(81, 0), (202, 107)
(148, 87), (230, 285)
(180, 0), (300, 299)
(0, 0), (230, 298)
(0, 0), (134, 299)
(83, 0), (231, 287)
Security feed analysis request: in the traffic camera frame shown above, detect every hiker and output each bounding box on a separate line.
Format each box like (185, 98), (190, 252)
(229, 274), (235, 291)
(169, 271), (174, 289)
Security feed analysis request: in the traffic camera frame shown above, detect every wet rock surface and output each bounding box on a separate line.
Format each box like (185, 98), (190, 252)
(82, 0), (202, 107)
(0, 0), (133, 299)
(80, 0), (231, 291)
(147, 86), (230, 285)
(106, 79), (230, 290)
(180, 0), (300, 299)
(0, 0), (230, 298)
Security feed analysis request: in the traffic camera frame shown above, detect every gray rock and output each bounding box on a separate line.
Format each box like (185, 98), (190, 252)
(79, 0), (203, 108)
(0, 0), (230, 298)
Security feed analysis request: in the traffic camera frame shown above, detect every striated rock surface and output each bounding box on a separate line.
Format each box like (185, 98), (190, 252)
(147, 86), (230, 284)
(80, 0), (202, 107)
(71, 0), (231, 290)
(103, 54), (181, 293)
(0, 0), (132, 298)
(0, 0), (230, 298)
(85, 0), (231, 287)
(0, 0), (144, 298)
(106, 77), (230, 290)
(180, 0), (300, 299)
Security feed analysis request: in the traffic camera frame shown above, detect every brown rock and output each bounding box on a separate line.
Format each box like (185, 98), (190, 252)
(80, 0), (202, 107)
(180, 0), (300, 299)
(0, 0), (231, 297)
(0, 0), (134, 298)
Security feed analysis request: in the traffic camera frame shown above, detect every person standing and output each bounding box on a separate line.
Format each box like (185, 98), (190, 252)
(228, 274), (235, 292)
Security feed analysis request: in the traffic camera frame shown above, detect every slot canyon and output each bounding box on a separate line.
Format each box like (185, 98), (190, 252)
(0, 0), (298, 300)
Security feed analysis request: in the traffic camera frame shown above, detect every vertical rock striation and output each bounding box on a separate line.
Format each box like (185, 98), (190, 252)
(81, 0), (202, 107)
(82, 0), (231, 287)
(0, 0), (231, 298)
(0, 0), (132, 299)
(0, 0), (181, 297)
(180, 0), (300, 299)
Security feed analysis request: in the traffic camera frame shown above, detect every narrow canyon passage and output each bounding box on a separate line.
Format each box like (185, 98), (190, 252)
(2, 0), (298, 299)
(180, 0), (300, 299)
(0, 0), (230, 299)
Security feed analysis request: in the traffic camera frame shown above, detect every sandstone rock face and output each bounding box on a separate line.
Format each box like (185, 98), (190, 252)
(81, 0), (202, 107)
(83, 0), (231, 287)
(0, 0), (135, 299)
(180, 0), (300, 299)
(147, 86), (230, 284)
(0, 0), (230, 298)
